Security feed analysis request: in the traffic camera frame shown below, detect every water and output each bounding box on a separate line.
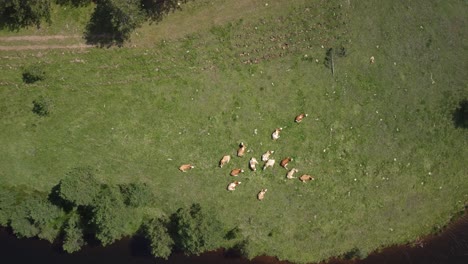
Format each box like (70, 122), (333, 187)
(1, 212), (467, 264)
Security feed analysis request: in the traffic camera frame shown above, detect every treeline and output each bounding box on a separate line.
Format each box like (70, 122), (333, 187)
(0, 167), (245, 259)
(0, 0), (189, 44)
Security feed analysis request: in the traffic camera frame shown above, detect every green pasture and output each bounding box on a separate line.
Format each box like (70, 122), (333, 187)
(0, 0), (467, 263)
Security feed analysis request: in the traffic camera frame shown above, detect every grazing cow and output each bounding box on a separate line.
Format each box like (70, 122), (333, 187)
(257, 189), (268, 201)
(237, 142), (246, 157)
(271, 128), (282, 140)
(249, 157), (259, 171)
(230, 168), (244, 176)
(286, 168), (299, 179)
(179, 164), (194, 172)
(280, 157), (293, 169)
(227, 181), (241, 191)
(295, 113), (308, 123)
(299, 174), (315, 182)
(263, 159), (275, 170)
(219, 155), (231, 168)
(261, 150), (274, 162)
(370, 56), (375, 64)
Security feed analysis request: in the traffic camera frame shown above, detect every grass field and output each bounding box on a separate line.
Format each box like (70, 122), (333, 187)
(0, 0), (467, 263)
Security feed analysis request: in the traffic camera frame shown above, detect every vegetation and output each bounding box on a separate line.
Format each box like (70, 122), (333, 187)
(0, 0), (467, 263)
(0, 0), (51, 30)
(22, 64), (46, 84)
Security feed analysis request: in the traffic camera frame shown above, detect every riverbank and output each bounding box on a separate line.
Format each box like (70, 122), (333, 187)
(1, 210), (467, 264)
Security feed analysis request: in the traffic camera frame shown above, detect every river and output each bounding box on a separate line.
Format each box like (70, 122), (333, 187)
(1, 212), (467, 264)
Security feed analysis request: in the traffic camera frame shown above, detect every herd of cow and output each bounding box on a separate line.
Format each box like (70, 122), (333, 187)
(179, 113), (314, 201)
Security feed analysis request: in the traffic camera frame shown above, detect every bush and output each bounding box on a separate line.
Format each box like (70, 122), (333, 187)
(32, 96), (52, 117)
(55, 0), (92, 7)
(22, 64), (46, 83)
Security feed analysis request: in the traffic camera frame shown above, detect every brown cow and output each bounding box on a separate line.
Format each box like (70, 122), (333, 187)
(227, 181), (241, 191)
(179, 164), (194, 172)
(295, 113), (308, 123)
(230, 168), (244, 176)
(299, 174), (315, 182)
(237, 142), (246, 157)
(219, 155), (231, 168)
(257, 189), (268, 201)
(280, 157), (293, 169)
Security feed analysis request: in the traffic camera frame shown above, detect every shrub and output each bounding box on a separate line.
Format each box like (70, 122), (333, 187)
(62, 210), (86, 253)
(58, 167), (101, 206)
(22, 64), (46, 83)
(32, 96), (52, 117)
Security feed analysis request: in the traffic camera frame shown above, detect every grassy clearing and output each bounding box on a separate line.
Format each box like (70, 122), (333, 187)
(0, 0), (467, 263)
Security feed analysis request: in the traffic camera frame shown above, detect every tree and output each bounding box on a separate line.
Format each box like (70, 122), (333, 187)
(55, 0), (92, 7)
(62, 210), (86, 253)
(143, 217), (174, 259)
(9, 194), (65, 242)
(172, 203), (224, 255)
(91, 185), (137, 245)
(57, 167), (101, 207)
(0, 0), (51, 30)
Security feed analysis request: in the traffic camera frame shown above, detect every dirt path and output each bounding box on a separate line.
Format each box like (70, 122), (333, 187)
(0, 34), (93, 51)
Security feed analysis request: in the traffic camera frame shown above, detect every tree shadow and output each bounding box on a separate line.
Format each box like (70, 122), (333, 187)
(143, 0), (187, 23)
(453, 99), (468, 129)
(84, 3), (125, 47)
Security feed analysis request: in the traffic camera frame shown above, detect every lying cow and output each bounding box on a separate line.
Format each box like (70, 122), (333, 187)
(299, 174), (315, 182)
(286, 168), (299, 179)
(237, 142), (246, 157)
(249, 157), (259, 171)
(271, 128), (282, 140)
(261, 150), (274, 162)
(230, 168), (244, 176)
(263, 159), (275, 170)
(257, 189), (268, 201)
(179, 164), (194, 172)
(280, 157), (293, 169)
(227, 181), (241, 191)
(295, 113), (308, 123)
(219, 155), (231, 168)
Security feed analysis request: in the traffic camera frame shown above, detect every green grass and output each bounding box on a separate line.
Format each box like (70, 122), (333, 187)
(0, 0), (467, 263)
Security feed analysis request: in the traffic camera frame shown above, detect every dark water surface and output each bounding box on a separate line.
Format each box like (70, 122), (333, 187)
(1, 212), (468, 264)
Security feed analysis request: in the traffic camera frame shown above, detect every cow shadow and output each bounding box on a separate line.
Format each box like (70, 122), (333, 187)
(453, 99), (468, 129)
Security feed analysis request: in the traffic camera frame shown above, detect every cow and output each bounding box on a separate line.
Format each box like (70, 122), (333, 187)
(299, 174), (315, 182)
(261, 150), (274, 162)
(271, 128), (282, 140)
(370, 56), (375, 64)
(249, 157), (259, 171)
(280, 157), (293, 169)
(286, 168), (299, 179)
(230, 168), (244, 176)
(219, 155), (231, 168)
(227, 181), (241, 191)
(237, 142), (246, 157)
(257, 189), (268, 201)
(263, 159), (275, 170)
(179, 164), (194, 172)
(295, 113), (308, 123)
